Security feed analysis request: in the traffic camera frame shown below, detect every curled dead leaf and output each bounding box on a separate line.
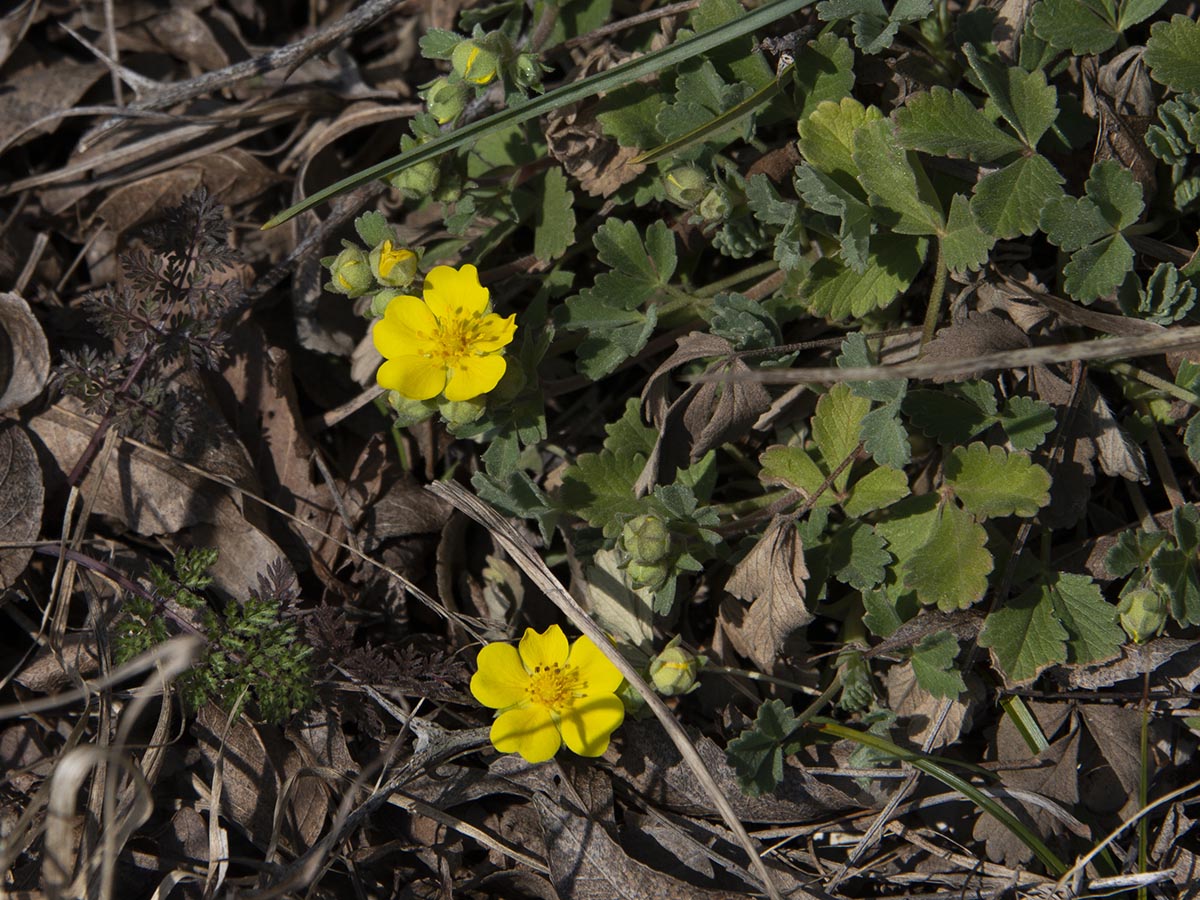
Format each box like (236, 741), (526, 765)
(0, 423), (44, 588)
(722, 516), (812, 670)
(0, 291), (50, 413)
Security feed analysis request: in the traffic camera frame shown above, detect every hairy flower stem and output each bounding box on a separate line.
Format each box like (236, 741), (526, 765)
(919, 239), (949, 350)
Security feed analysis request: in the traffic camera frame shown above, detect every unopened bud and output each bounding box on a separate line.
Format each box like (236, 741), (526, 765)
(370, 240), (418, 288)
(514, 53), (545, 90)
(649, 637), (703, 696)
(425, 76), (468, 124)
(452, 39), (499, 85)
(371, 288), (404, 318)
(698, 187), (729, 221)
(663, 166), (711, 208)
(621, 514), (672, 566)
(326, 247), (373, 298)
(1118, 587), (1168, 644)
(625, 559), (670, 591)
(386, 159), (440, 200)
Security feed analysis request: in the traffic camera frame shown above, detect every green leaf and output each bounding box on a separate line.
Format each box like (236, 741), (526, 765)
(1151, 546), (1200, 625)
(942, 194), (995, 273)
(895, 87), (1025, 162)
(1029, 0), (1119, 55)
(999, 396), (1056, 451)
(904, 385), (995, 444)
(418, 28), (462, 59)
(1087, 159), (1145, 230)
(852, 118), (945, 236)
(1122, 263), (1198, 324)
(962, 44), (1059, 148)
(945, 443), (1051, 519)
(971, 154), (1064, 239)
(792, 33), (856, 120)
(1106, 527), (1168, 578)
(813, 384), (870, 490)
(263, 0), (816, 227)
(979, 585), (1069, 684)
(597, 85), (665, 148)
(876, 493), (940, 568)
(1117, 0), (1168, 29)
(689, 0), (776, 88)
(804, 236), (929, 320)
(760, 445), (839, 507)
(708, 291), (782, 351)
(656, 60), (754, 148)
(905, 502), (993, 610)
(911, 631), (967, 699)
(830, 523), (892, 589)
(1062, 234), (1134, 302)
(563, 219), (676, 377)
(559, 401), (657, 537)
(1046, 572), (1123, 665)
(727, 699), (805, 796)
(1186, 412), (1200, 469)
(1145, 15), (1200, 93)
(533, 167), (576, 262)
(797, 98), (883, 192)
(863, 588), (904, 636)
(1040, 195), (1112, 251)
(859, 400), (912, 469)
(843, 466), (910, 516)
(353, 211), (395, 247)
(837, 332), (907, 403)
(793, 165), (872, 272)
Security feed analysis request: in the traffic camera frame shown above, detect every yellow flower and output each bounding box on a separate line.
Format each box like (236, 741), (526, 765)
(470, 625), (626, 764)
(370, 240), (418, 287)
(371, 264), (516, 402)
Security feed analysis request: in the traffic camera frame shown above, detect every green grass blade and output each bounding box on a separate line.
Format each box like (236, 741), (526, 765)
(1000, 695), (1051, 754)
(262, 0), (815, 229)
(816, 719), (1069, 876)
(630, 64), (791, 166)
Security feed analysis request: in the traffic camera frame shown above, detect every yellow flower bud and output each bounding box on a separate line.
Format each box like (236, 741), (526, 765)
(326, 247), (373, 298)
(369, 240), (418, 288)
(452, 39), (499, 85)
(649, 637), (703, 696)
(425, 76), (468, 124)
(663, 166), (711, 208)
(1118, 587), (1168, 644)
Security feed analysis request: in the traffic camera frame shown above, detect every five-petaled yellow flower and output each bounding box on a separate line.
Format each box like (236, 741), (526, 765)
(470, 625), (626, 764)
(372, 264), (516, 402)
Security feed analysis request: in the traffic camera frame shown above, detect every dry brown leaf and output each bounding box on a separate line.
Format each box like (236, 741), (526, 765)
(682, 357), (772, 461)
(974, 704), (1081, 866)
(922, 312), (1031, 383)
(531, 789), (744, 900)
(93, 150), (279, 235)
(122, 8), (231, 71)
(0, 291), (50, 414)
(192, 702), (328, 852)
(1063, 637), (1197, 689)
(1079, 705), (1151, 819)
(722, 516), (812, 670)
(12, 633), (100, 693)
(0, 47), (104, 149)
(884, 662), (983, 750)
(0, 424), (44, 588)
(0, 719), (55, 793)
(27, 402), (288, 598)
(617, 719), (859, 824)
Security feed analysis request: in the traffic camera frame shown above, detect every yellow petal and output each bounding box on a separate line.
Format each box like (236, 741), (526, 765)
(559, 694), (625, 757)
(470, 313), (517, 353)
(566, 636), (625, 697)
(424, 264), (489, 320)
(444, 353), (506, 402)
(470, 642), (530, 709)
(377, 356), (446, 400)
(491, 705), (561, 763)
(373, 298), (437, 358)
(518, 625), (569, 672)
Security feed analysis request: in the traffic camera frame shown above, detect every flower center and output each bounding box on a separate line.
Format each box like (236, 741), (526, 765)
(432, 316), (480, 363)
(526, 662), (579, 712)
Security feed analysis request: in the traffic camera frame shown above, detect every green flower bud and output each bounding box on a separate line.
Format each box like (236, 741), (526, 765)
(1118, 587), (1168, 644)
(440, 396), (487, 427)
(663, 166), (711, 208)
(385, 159), (440, 200)
(452, 39), (499, 85)
(369, 240), (418, 288)
(326, 247), (373, 298)
(514, 52), (545, 90)
(621, 514), (672, 566)
(625, 559), (670, 591)
(697, 187), (729, 222)
(649, 637), (703, 696)
(616, 680), (648, 717)
(388, 391), (437, 427)
(371, 288), (404, 318)
(424, 76), (468, 124)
